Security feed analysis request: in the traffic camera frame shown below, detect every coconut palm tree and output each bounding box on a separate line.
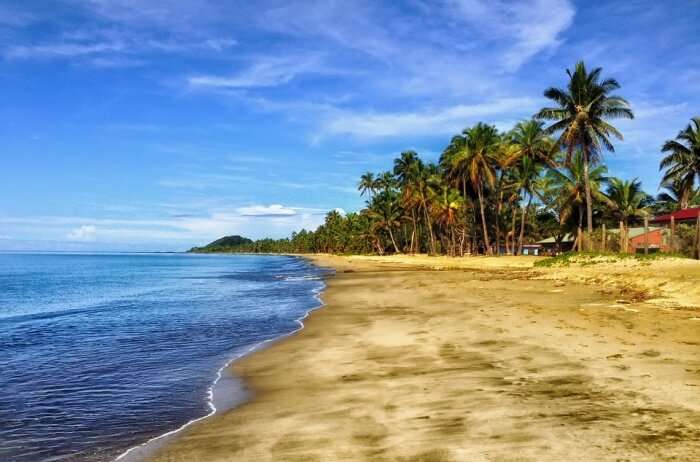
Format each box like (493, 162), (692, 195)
(605, 178), (650, 252)
(656, 180), (700, 213)
(512, 155), (543, 254)
(394, 151), (423, 252)
(377, 171), (396, 195)
(536, 61), (633, 248)
(418, 163), (442, 254)
(442, 123), (500, 254)
(367, 191), (402, 254)
(659, 117), (700, 209)
(431, 184), (464, 256)
(509, 119), (557, 167)
(546, 151), (608, 250)
(358, 172), (377, 198)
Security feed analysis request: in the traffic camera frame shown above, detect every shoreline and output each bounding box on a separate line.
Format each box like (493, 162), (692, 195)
(115, 256), (332, 462)
(144, 254), (700, 461)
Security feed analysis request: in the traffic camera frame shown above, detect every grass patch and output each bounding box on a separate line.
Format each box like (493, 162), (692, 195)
(534, 251), (687, 268)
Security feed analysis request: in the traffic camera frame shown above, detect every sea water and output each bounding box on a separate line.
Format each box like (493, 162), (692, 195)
(0, 253), (328, 462)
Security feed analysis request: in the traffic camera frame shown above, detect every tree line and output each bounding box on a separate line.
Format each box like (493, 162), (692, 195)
(193, 62), (700, 257)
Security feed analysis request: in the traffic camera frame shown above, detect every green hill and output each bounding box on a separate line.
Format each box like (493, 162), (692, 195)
(188, 235), (254, 253)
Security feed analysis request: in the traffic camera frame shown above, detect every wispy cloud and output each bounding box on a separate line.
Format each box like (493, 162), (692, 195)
(449, 0), (575, 71)
(4, 35), (236, 60)
(237, 204), (298, 217)
(323, 98), (538, 138)
(0, 203), (329, 248)
(188, 54), (335, 89)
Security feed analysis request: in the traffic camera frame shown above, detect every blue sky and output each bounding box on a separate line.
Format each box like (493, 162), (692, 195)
(1, 0), (699, 251)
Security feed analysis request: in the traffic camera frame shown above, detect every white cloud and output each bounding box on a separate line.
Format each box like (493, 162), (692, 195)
(67, 225), (98, 241)
(6, 42), (125, 59)
(449, 0), (575, 70)
(237, 204), (298, 217)
(323, 97), (538, 138)
(5, 35), (236, 60)
(188, 55), (329, 89)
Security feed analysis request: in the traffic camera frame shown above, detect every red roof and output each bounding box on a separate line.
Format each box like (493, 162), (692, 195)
(651, 206), (700, 223)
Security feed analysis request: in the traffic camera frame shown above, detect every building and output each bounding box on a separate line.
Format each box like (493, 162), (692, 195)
(521, 244), (542, 256)
(614, 226), (667, 253)
(650, 206), (700, 225)
(536, 233), (576, 255)
(536, 227), (667, 254)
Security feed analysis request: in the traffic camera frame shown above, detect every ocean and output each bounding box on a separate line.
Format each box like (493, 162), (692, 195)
(0, 253), (328, 462)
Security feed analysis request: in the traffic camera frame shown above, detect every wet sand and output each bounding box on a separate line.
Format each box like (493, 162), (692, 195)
(148, 255), (700, 462)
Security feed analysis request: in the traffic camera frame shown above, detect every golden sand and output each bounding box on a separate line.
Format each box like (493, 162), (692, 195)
(148, 255), (700, 462)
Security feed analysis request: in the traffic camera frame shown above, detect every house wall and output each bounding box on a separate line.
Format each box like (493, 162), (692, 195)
(628, 229), (667, 252)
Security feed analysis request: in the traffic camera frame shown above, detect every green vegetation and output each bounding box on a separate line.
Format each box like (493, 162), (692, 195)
(189, 61), (700, 259)
(534, 251), (684, 268)
(189, 235), (252, 252)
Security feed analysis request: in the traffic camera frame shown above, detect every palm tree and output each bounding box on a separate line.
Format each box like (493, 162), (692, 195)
(656, 180), (700, 213)
(536, 61), (633, 249)
(358, 172), (377, 198)
(605, 178), (649, 252)
(377, 171), (396, 195)
(659, 117), (700, 210)
(431, 184), (463, 256)
(509, 119), (557, 167)
(512, 155), (543, 254)
(394, 151), (423, 253)
(492, 139), (519, 255)
(418, 163), (442, 254)
(442, 123), (500, 254)
(367, 192), (402, 254)
(546, 151), (608, 251)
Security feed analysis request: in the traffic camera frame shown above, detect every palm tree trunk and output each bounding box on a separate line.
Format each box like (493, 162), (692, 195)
(421, 196), (436, 254)
(495, 190), (503, 256)
(517, 195), (532, 255)
(388, 227), (400, 254)
(573, 206), (583, 252)
(410, 209), (417, 254)
(582, 146), (594, 251)
(477, 184), (491, 255)
(510, 208), (517, 254)
(619, 220), (627, 253)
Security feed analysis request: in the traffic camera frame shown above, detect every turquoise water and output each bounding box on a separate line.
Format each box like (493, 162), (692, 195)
(0, 253), (327, 462)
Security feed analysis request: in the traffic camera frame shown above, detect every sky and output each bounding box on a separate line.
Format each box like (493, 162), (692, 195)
(1, 0), (699, 251)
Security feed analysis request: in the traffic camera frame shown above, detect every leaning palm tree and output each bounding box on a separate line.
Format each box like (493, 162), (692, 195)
(659, 117), (700, 209)
(605, 178), (649, 252)
(442, 123), (500, 254)
(536, 61), (633, 249)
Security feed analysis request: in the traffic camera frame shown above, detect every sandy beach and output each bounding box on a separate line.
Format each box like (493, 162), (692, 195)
(148, 255), (700, 462)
